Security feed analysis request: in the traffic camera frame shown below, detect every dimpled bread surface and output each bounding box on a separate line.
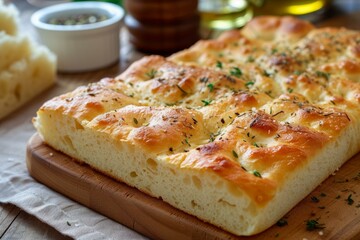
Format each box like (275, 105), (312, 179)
(34, 16), (360, 236)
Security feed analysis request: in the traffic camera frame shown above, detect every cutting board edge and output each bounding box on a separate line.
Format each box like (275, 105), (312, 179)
(26, 133), (360, 240)
(26, 133), (240, 240)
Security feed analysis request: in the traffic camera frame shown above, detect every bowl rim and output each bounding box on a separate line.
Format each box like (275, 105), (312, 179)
(31, 1), (125, 32)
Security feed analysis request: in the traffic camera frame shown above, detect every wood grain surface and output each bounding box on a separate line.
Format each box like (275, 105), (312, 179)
(0, 203), (71, 240)
(26, 133), (360, 240)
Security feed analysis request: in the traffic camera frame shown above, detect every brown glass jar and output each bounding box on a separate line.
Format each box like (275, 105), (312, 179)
(124, 0), (200, 54)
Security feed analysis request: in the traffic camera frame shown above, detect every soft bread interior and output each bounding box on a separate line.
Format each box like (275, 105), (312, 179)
(34, 105), (360, 235)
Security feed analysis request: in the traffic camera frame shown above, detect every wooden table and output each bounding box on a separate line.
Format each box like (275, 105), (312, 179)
(1, 0), (360, 239)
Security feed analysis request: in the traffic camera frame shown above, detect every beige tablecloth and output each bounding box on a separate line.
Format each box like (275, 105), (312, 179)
(0, 84), (146, 240)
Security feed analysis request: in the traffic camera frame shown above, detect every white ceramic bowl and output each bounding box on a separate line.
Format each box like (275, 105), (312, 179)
(31, 1), (125, 72)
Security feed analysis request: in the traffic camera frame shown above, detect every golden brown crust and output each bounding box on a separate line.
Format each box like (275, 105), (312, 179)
(89, 105), (207, 153)
(38, 27), (359, 202)
(40, 78), (138, 122)
(34, 15), (360, 236)
(241, 16), (314, 41)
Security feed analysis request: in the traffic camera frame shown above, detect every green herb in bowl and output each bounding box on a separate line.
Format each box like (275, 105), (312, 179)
(47, 13), (108, 25)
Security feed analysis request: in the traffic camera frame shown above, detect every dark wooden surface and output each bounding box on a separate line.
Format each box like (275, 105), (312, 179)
(1, 0), (360, 239)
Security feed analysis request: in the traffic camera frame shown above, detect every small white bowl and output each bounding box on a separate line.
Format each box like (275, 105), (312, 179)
(31, 1), (125, 72)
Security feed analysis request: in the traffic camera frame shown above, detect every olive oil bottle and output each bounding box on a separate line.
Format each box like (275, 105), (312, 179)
(254, 0), (330, 17)
(199, 0), (253, 30)
(199, 0), (331, 30)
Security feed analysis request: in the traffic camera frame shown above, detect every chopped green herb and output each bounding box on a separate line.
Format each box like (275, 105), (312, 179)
(225, 75), (236, 83)
(176, 84), (188, 95)
(287, 88), (293, 93)
(272, 110), (284, 117)
(253, 170), (262, 178)
(145, 69), (157, 79)
(247, 56), (255, 62)
(232, 150), (239, 158)
(67, 221), (71, 226)
(207, 83), (214, 92)
(245, 81), (255, 88)
(336, 195), (341, 199)
(201, 99), (212, 106)
(318, 206), (326, 209)
(230, 67), (242, 77)
(316, 71), (330, 80)
(271, 48), (278, 54)
(306, 219), (325, 231)
(276, 218), (288, 227)
(169, 147), (174, 152)
(184, 138), (191, 146)
(48, 13), (108, 25)
(345, 113), (351, 122)
(178, 69), (186, 76)
(209, 131), (221, 142)
(133, 118), (138, 125)
(200, 77), (209, 83)
(263, 70), (271, 77)
(311, 196), (320, 203)
(346, 194), (354, 205)
(216, 60), (223, 69)
(293, 70), (302, 75)
(265, 90), (272, 98)
(253, 142), (260, 148)
(249, 118), (258, 128)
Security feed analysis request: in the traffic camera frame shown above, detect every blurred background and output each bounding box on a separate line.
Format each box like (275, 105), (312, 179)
(20, 0), (360, 54)
(0, 0), (354, 61)
(23, 0), (360, 29)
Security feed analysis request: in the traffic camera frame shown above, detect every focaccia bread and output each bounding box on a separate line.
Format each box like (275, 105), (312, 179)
(0, 1), (56, 120)
(33, 16), (360, 236)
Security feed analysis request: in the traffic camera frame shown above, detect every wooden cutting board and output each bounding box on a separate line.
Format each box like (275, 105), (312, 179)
(26, 133), (360, 240)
